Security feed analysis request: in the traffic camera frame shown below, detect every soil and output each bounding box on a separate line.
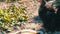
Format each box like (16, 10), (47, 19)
(0, 0), (43, 34)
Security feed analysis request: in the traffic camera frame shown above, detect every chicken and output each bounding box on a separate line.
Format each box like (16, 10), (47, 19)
(38, 0), (60, 32)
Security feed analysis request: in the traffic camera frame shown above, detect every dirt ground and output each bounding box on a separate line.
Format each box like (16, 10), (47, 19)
(0, 0), (44, 34)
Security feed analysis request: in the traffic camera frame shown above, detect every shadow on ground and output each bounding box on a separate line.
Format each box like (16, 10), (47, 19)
(33, 16), (42, 23)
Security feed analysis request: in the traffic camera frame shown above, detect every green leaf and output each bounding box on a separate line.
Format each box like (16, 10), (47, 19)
(0, 22), (2, 27)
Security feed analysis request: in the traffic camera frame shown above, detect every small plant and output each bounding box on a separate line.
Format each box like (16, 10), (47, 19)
(0, 5), (28, 30)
